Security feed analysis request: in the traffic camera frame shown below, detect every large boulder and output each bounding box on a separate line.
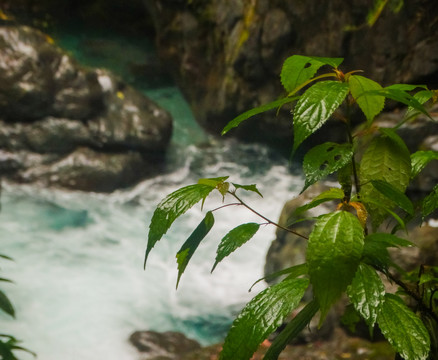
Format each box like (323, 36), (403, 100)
(0, 25), (172, 192)
(145, 0), (438, 149)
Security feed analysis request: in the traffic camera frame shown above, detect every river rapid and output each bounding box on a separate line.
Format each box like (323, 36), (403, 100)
(0, 28), (304, 359)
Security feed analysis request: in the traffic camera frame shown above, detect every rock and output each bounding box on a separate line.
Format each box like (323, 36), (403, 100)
(144, 0), (438, 149)
(180, 328), (394, 360)
(129, 330), (201, 360)
(0, 25), (172, 192)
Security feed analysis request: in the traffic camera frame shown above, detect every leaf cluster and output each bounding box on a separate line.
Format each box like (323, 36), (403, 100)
(0, 255), (35, 359)
(146, 55), (438, 359)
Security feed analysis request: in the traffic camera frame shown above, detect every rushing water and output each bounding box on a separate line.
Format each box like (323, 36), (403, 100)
(0, 29), (304, 359)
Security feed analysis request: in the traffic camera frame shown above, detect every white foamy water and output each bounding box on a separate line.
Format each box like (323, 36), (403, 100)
(0, 139), (304, 360)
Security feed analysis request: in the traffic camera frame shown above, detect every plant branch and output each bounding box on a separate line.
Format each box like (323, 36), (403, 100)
(228, 191), (309, 240)
(383, 270), (438, 323)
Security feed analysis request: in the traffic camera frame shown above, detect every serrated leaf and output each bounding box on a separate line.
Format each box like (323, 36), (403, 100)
(0, 290), (15, 318)
(249, 263), (308, 291)
(365, 233), (414, 248)
(263, 299), (319, 360)
(306, 211), (364, 323)
(293, 188), (344, 216)
(197, 176), (229, 187)
(221, 97), (299, 135)
(347, 263), (385, 330)
(232, 183), (263, 197)
(377, 294), (430, 360)
(212, 223), (260, 272)
(302, 142), (353, 192)
(360, 135), (411, 229)
(145, 184), (217, 268)
(411, 150), (438, 179)
(403, 90), (434, 122)
(349, 75), (385, 124)
(219, 277), (309, 360)
(280, 55), (343, 93)
(362, 88), (431, 118)
(292, 81), (350, 155)
(371, 180), (414, 215)
(422, 184), (438, 219)
(176, 211), (214, 288)
(385, 84), (428, 91)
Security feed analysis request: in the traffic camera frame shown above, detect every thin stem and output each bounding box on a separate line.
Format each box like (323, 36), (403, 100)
(384, 270), (438, 324)
(345, 113), (361, 195)
(211, 202), (241, 212)
(229, 191), (309, 240)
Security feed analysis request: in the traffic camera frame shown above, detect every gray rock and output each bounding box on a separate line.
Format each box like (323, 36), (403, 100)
(0, 25), (172, 192)
(145, 0), (438, 150)
(129, 330), (201, 360)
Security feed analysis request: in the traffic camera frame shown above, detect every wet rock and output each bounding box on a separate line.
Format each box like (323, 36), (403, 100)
(0, 25), (172, 192)
(145, 0), (438, 149)
(129, 330), (201, 360)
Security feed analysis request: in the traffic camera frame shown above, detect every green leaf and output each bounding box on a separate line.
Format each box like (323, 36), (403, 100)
(293, 188), (344, 217)
(349, 75), (385, 124)
(341, 304), (362, 333)
(422, 184), (438, 219)
(362, 238), (392, 272)
(377, 294), (430, 360)
(176, 211), (215, 288)
(362, 88), (431, 118)
(385, 84), (428, 91)
(280, 55), (343, 93)
(403, 90), (434, 122)
(232, 183), (263, 197)
(263, 299), (319, 360)
(0, 255), (13, 261)
(145, 183), (217, 267)
(0, 290), (15, 318)
(219, 277), (309, 360)
(371, 180), (414, 215)
(292, 81), (350, 155)
(0, 278), (13, 283)
(411, 150), (438, 179)
(347, 263), (385, 330)
(249, 263), (308, 291)
(360, 135), (411, 228)
(197, 176), (229, 187)
(306, 211), (364, 323)
(221, 97), (299, 135)
(365, 233), (414, 248)
(212, 223), (260, 272)
(302, 142), (353, 192)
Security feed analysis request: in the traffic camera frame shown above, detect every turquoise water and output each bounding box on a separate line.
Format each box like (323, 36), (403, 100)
(0, 29), (304, 359)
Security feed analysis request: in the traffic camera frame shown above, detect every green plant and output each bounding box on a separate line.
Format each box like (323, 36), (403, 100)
(145, 55), (438, 360)
(0, 254), (35, 359)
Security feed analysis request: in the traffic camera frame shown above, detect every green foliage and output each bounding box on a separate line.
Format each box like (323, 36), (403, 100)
(302, 142), (353, 192)
(0, 256), (35, 359)
(359, 135), (411, 228)
(377, 294), (430, 360)
(306, 211), (364, 323)
(219, 277), (309, 360)
(212, 222), (260, 272)
(146, 55), (438, 359)
(176, 211), (215, 288)
(292, 81), (350, 155)
(349, 75), (385, 124)
(347, 263), (385, 330)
